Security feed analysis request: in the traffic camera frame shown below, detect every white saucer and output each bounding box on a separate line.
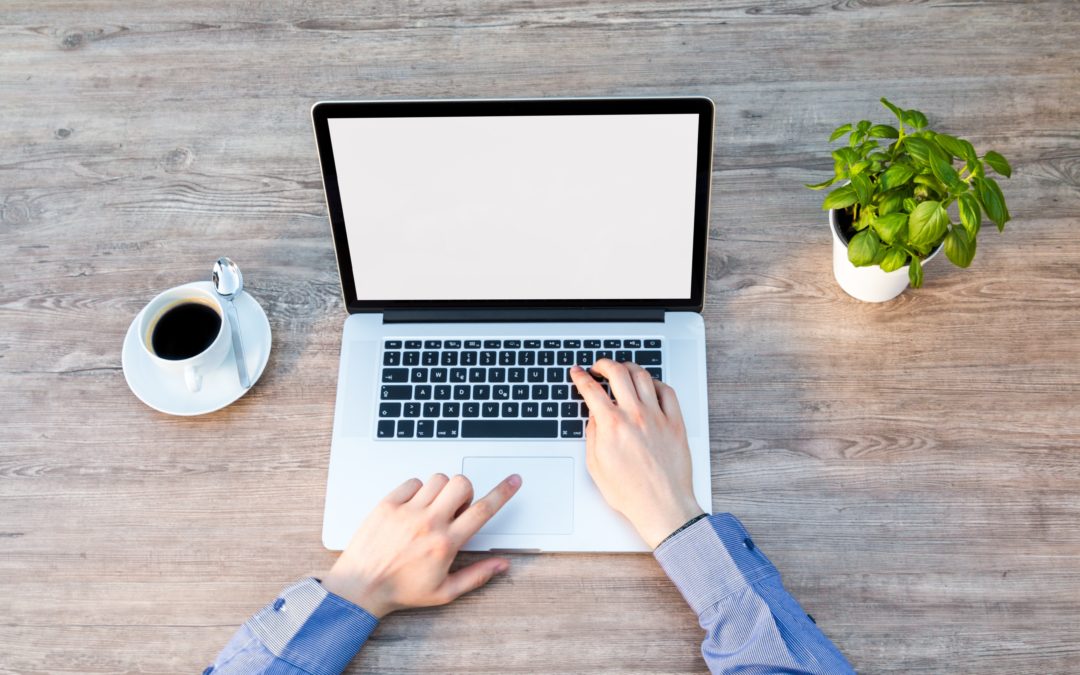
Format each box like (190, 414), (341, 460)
(122, 282), (272, 416)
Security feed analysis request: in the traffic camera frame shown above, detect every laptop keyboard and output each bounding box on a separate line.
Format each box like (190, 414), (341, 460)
(376, 338), (663, 439)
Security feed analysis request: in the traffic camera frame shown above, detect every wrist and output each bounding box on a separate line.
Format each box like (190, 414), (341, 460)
(321, 568), (392, 619)
(639, 498), (705, 549)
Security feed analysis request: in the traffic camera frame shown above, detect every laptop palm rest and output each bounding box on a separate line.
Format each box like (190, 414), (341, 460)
(462, 457), (574, 536)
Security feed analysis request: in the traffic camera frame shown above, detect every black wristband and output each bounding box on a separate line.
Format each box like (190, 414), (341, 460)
(656, 513), (709, 549)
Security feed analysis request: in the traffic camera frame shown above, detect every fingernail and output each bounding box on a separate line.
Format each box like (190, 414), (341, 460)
(507, 473), (522, 488)
(496, 560), (510, 573)
(570, 365), (582, 374)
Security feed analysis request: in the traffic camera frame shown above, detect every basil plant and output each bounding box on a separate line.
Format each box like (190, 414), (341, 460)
(808, 98), (1012, 287)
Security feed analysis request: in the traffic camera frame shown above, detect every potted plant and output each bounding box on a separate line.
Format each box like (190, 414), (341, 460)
(808, 98), (1013, 302)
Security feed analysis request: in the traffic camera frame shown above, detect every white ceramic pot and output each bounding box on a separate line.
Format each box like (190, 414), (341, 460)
(829, 209), (941, 303)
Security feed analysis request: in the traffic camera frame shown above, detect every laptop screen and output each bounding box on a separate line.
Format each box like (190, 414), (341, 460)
(325, 112), (704, 303)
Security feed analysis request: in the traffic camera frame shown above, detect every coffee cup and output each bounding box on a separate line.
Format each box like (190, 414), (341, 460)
(138, 285), (232, 393)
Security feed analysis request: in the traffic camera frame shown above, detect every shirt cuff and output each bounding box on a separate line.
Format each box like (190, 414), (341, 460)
(653, 513), (779, 616)
(245, 577), (379, 675)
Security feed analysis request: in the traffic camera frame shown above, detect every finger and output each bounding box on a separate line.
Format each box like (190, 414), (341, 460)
(654, 379), (686, 427)
(449, 474), (522, 542)
(588, 359), (639, 410)
(383, 477), (423, 505)
(431, 474), (474, 520)
(625, 362), (661, 413)
(412, 473), (450, 507)
(435, 557), (510, 604)
(570, 366), (616, 418)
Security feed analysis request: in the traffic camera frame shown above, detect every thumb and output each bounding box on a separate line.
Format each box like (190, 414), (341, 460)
(436, 557), (509, 603)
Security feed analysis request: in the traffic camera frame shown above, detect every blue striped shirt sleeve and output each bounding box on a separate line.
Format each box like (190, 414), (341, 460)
(207, 578), (379, 675)
(654, 513), (856, 675)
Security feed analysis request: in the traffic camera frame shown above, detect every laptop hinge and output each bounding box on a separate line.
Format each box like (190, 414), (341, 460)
(382, 308), (665, 324)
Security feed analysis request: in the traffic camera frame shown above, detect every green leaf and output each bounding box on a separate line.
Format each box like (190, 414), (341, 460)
(908, 256), (924, 288)
(850, 173), (872, 206)
(880, 97), (904, 122)
(806, 176), (837, 190)
(847, 229), (881, 267)
(849, 160), (871, 176)
(959, 139), (978, 163)
(857, 120), (872, 133)
(872, 212), (908, 244)
(974, 176), (1010, 231)
(869, 124), (900, 139)
(822, 184), (858, 211)
(943, 226), (976, 268)
(877, 190), (907, 216)
(929, 148), (961, 188)
(902, 109), (929, 129)
(984, 151), (1012, 178)
(902, 136), (934, 166)
(879, 163), (916, 191)
(934, 133), (966, 159)
(829, 123), (853, 142)
(957, 192), (981, 236)
(832, 147), (858, 165)
(903, 197), (918, 213)
(880, 247), (909, 272)
(908, 200), (949, 247)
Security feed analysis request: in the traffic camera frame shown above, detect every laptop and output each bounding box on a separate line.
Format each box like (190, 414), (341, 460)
(312, 97), (714, 552)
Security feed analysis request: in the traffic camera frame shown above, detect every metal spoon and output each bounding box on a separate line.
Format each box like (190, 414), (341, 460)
(212, 257), (251, 389)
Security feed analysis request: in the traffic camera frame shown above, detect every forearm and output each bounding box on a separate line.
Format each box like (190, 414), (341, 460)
(654, 514), (855, 675)
(206, 578), (379, 675)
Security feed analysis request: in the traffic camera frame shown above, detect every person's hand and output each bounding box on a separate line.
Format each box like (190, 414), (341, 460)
(570, 360), (704, 548)
(321, 473), (521, 618)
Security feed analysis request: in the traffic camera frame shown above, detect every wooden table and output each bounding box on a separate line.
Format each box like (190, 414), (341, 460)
(3, 2), (1078, 673)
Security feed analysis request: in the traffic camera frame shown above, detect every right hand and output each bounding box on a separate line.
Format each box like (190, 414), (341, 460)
(570, 360), (704, 549)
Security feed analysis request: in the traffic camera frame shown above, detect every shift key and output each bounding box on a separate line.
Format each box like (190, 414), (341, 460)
(380, 385), (412, 400)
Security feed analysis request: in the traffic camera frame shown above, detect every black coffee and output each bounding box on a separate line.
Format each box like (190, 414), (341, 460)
(151, 302), (222, 360)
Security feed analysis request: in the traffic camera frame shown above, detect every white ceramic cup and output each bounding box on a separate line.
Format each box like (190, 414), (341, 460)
(138, 285), (232, 393)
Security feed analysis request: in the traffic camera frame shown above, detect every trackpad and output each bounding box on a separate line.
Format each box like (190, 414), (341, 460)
(462, 457), (574, 535)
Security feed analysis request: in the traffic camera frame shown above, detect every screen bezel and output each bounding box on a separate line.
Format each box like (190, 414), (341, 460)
(311, 97), (714, 313)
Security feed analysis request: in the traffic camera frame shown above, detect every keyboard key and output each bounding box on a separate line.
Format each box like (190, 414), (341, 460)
(450, 368), (467, 383)
(461, 351), (478, 366)
(444, 340), (462, 349)
(564, 339), (581, 349)
(624, 339), (642, 348)
(499, 351), (516, 366)
(596, 350), (613, 360)
(561, 402), (578, 417)
(432, 368), (449, 383)
(543, 340), (561, 349)
(504, 340), (521, 349)
(512, 385), (529, 400)
(482, 402), (499, 417)
(384, 340), (402, 349)
(463, 402), (480, 417)
(410, 369), (428, 383)
(480, 351), (497, 366)
(570, 385), (583, 400)
(414, 385), (432, 400)
(416, 420), (434, 438)
(522, 402), (539, 417)
(380, 385), (411, 400)
(524, 340), (541, 349)
(423, 402), (441, 417)
(436, 420), (459, 438)
(634, 351), (662, 365)
(469, 368), (486, 383)
(532, 385), (549, 399)
(493, 385), (510, 400)
(434, 385), (451, 400)
(518, 351), (535, 366)
(377, 420), (395, 438)
(557, 351), (574, 366)
(603, 339), (621, 348)
(396, 420), (414, 438)
(552, 385), (569, 400)
(576, 351), (593, 366)
(615, 350), (632, 363)
(379, 402), (401, 417)
(453, 385), (470, 400)
(584, 340), (601, 348)
(424, 340), (442, 349)
(645, 339), (661, 348)
(646, 367), (662, 380)
(483, 340), (501, 349)
(502, 402), (520, 417)
(560, 420), (584, 438)
(527, 368), (544, 382)
(382, 368), (408, 383)
(404, 402), (421, 417)
(461, 420), (558, 438)
(580, 401), (589, 417)
(541, 402), (559, 417)
(473, 384), (491, 400)
(465, 340), (482, 349)
(405, 340), (422, 349)
(508, 368), (525, 383)
(539, 351), (555, 365)
(441, 351), (458, 366)
(383, 351), (401, 366)
(442, 402), (460, 417)
(546, 368), (563, 383)
(403, 351), (420, 366)
(422, 351), (439, 366)
(488, 368), (506, 383)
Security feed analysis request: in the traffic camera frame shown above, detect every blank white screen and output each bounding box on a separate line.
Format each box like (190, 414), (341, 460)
(328, 114), (699, 300)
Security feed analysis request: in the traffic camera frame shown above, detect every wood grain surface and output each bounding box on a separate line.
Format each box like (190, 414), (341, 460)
(2, 1), (1079, 673)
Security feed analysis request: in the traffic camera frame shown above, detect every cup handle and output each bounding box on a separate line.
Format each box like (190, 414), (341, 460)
(185, 365), (202, 393)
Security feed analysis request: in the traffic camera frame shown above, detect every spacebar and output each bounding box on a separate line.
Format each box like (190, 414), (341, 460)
(461, 420), (558, 438)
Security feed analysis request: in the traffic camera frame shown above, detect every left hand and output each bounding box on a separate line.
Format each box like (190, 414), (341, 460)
(321, 473), (522, 618)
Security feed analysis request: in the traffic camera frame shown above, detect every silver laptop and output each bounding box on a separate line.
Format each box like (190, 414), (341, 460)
(312, 97), (714, 552)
